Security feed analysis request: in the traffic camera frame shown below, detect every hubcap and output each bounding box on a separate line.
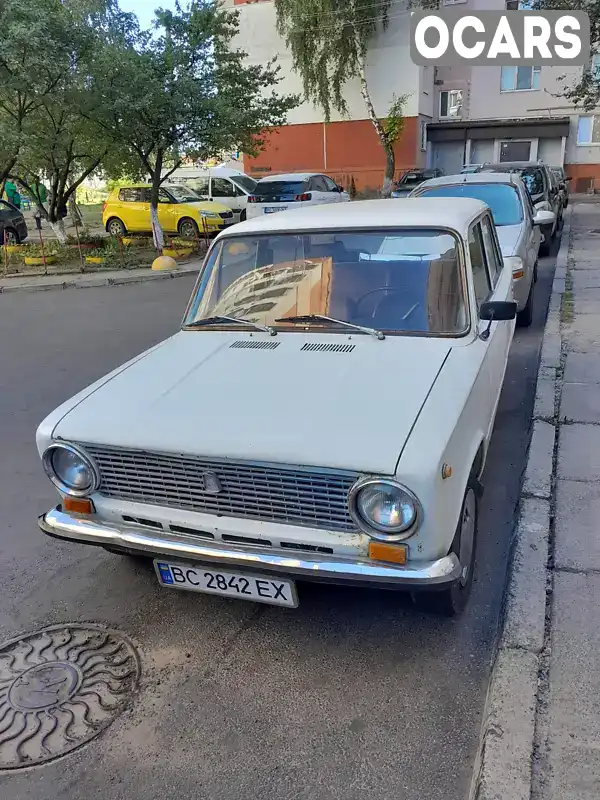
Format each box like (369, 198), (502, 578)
(181, 222), (195, 238)
(458, 488), (476, 586)
(109, 221), (122, 236)
(4, 230), (17, 244)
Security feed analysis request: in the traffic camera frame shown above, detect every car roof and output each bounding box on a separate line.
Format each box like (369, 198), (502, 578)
(416, 172), (523, 189)
(481, 162), (545, 171)
(113, 183), (195, 191)
(219, 198), (489, 237)
(256, 172), (322, 183)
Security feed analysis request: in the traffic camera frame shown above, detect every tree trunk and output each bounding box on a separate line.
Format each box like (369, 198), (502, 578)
(356, 55), (394, 197)
(49, 218), (68, 244)
(150, 150), (165, 251)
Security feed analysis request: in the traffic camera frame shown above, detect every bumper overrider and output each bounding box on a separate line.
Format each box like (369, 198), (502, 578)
(38, 506), (462, 589)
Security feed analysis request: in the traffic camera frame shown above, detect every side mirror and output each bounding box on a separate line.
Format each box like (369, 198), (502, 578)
(533, 209), (556, 226)
(479, 300), (517, 322)
(565, 175), (572, 182)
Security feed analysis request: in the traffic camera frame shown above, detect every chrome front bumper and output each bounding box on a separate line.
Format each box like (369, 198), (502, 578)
(39, 506), (461, 588)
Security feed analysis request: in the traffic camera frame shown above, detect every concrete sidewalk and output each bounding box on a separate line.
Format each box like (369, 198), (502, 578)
(473, 200), (600, 800)
(0, 261), (200, 293)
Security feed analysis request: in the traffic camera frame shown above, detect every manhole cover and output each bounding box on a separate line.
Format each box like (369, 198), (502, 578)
(0, 624), (140, 770)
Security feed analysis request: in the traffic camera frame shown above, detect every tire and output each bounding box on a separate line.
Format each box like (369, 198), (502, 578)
(517, 279), (535, 328)
(534, 260), (538, 283)
(413, 482), (478, 617)
(3, 227), (19, 244)
(178, 218), (199, 238)
(106, 217), (127, 237)
(540, 227), (552, 257)
(240, 209), (247, 222)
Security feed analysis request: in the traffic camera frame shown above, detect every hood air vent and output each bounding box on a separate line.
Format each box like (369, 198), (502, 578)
(230, 340), (280, 350)
(301, 343), (356, 353)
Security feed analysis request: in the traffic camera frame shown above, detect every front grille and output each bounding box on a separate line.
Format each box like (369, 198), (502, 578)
(219, 211), (234, 219)
(85, 445), (359, 533)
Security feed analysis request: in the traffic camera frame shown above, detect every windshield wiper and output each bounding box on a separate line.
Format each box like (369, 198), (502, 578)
(186, 316), (277, 336)
(276, 314), (385, 341)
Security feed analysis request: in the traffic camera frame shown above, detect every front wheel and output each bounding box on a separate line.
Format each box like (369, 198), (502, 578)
(540, 226), (552, 256)
(413, 483), (478, 617)
(517, 279), (535, 328)
(3, 227), (19, 244)
(178, 218), (199, 239)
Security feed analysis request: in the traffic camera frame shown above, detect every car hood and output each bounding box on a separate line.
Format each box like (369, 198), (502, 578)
(52, 331), (453, 475)
(185, 201), (232, 214)
(495, 224), (522, 257)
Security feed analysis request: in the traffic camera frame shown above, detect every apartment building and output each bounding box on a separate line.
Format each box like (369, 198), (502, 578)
(229, 0), (600, 191)
(226, 0), (435, 189)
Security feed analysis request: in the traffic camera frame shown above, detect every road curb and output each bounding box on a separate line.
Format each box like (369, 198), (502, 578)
(469, 205), (572, 800)
(0, 264), (199, 294)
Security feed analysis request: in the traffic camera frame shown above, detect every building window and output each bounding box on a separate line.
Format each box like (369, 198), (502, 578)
(442, 0), (467, 4)
(592, 53), (600, 80)
(500, 140), (532, 161)
(420, 120), (428, 152)
(439, 89), (463, 119)
(500, 66), (541, 91)
(577, 116), (600, 145)
(505, 0), (533, 8)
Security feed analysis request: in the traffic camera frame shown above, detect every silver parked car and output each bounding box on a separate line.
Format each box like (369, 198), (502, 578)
(410, 172), (555, 327)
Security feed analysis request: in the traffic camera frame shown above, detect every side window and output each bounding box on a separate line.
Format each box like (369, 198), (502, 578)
(480, 215), (503, 287)
(468, 222), (491, 305)
(310, 176), (328, 192)
(323, 176), (339, 192)
(118, 188), (142, 202)
(190, 178), (209, 196)
(158, 189), (173, 203)
(211, 178), (236, 198)
(522, 185), (535, 223)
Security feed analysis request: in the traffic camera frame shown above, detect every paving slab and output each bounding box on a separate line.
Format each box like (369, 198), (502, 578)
(571, 270), (600, 290)
(558, 423), (600, 482)
(546, 572), (600, 798)
(540, 332), (562, 369)
(560, 382), (600, 423)
(555, 480), (600, 572)
(564, 352), (600, 383)
(569, 259), (600, 270)
(564, 314), (600, 352)
(534, 375), (556, 420)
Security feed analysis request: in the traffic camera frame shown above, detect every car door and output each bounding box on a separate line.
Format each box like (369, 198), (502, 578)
(308, 176), (330, 206)
(118, 188), (146, 231)
(211, 177), (241, 216)
(468, 216), (514, 436)
(156, 188), (180, 233)
(323, 175), (345, 203)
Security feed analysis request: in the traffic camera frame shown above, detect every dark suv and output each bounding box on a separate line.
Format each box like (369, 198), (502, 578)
(391, 168), (444, 198)
(479, 162), (561, 255)
(0, 199), (28, 244)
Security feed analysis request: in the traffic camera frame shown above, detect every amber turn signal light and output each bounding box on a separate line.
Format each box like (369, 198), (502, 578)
(63, 497), (94, 514)
(368, 541), (408, 565)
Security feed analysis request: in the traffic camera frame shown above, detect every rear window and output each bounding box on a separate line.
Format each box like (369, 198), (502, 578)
(253, 181), (306, 198)
(418, 183), (523, 226)
(118, 188), (143, 202)
(232, 176), (258, 193)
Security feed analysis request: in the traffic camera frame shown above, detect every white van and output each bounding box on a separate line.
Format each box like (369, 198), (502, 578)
(164, 167), (258, 222)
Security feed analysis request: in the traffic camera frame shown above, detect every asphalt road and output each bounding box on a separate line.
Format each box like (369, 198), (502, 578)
(0, 241), (557, 800)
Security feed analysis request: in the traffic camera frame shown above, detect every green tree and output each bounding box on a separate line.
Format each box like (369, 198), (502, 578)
(533, 0), (599, 108)
(88, 0), (298, 249)
(273, 0), (407, 196)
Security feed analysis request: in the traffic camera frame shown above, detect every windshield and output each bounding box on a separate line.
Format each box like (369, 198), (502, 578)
(253, 181), (305, 197)
(231, 175), (257, 193)
(166, 185), (202, 203)
(183, 229), (468, 336)
(418, 183), (523, 226)
(398, 173), (425, 187)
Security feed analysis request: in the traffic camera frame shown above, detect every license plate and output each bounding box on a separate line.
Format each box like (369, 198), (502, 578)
(264, 206), (287, 214)
(154, 561), (298, 608)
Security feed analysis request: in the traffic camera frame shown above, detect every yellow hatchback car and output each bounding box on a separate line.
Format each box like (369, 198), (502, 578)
(102, 183), (235, 238)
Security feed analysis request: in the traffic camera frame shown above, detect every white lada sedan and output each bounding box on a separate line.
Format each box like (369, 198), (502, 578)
(37, 198), (517, 616)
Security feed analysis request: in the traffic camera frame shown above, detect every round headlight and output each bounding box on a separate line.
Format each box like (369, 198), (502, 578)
(349, 478), (421, 541)
(42, 443), (98, 497)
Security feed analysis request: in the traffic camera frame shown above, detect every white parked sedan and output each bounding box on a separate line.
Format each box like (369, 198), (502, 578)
(37, 198), (517, 616)
(410, 172), (556, 327)
(246, 172), (350, 219)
